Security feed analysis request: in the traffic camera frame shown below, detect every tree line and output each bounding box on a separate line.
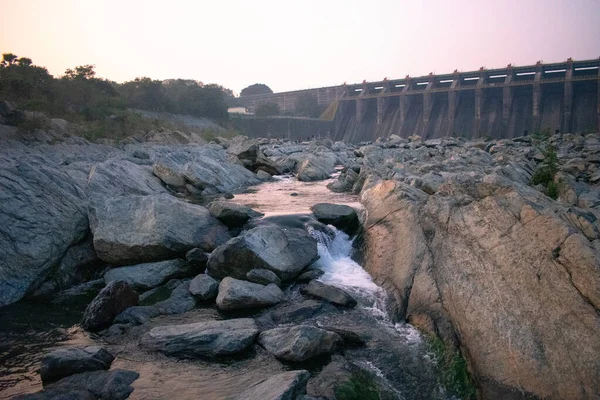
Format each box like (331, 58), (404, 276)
(0, 53), (234, 122)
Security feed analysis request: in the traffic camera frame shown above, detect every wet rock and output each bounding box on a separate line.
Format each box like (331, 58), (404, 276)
(263, 300), (334, 326)
(89, 194), (231, 265)
(320, 326), (365, 347)
(306, 355), (352, 399)
(14, 369), (139, 400)
(188, 274), (218, 300)
(310, 203), (360, 235)
(234, 370), (310, 400)
(256, 170), (272, 181)
(185, 248), (208, 269)
(208, 201), (263, 228)
(140, 318), (259, 358)
(40, 346), (115, 385)
(104, 259), (197, 291)
(300, 281), (357, 308)
(80, 281), (139, 332)
(296, 269), (324, 283)
(258, 325), (341, 362)
(246, 268), (281, 286)
(207, 226), (317, 281)
(216, 277), (285, 311)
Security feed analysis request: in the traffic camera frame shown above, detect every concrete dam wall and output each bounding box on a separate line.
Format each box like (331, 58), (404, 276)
(332, 58), (599, 142)
(232, 116), (333, 141)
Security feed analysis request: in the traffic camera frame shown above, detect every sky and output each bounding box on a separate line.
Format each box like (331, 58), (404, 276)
(1, 0), (599, 94)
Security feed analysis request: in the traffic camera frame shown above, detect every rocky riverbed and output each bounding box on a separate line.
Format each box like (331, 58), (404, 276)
(1, 118), (599, 399)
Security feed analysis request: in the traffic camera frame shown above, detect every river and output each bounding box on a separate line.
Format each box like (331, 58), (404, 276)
(0, 174), (450, 399)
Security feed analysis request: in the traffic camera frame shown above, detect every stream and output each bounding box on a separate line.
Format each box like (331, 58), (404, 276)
(0, 174), (450, 399)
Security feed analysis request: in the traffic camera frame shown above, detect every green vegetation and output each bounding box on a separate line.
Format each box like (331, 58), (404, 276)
(240, 83), (272, 96)
(426, 334), (477, 400)
(336, 370), (381, 400)
(254, 102), (280, 117)
(530, 135), (559, 199)
(1, 52), (235, 139)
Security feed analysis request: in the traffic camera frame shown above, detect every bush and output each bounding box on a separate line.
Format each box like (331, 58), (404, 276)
(336, 370), (381, 400)
(530, 144), (559, 199)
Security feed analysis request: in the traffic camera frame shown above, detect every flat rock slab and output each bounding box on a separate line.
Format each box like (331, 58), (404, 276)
(300, 281), (357, 308)
(140, 318), (259, 358)
(234, 370), (310, 400)
(14, 369), (139, 400)
(246, 268), (281, 286)
(258, 325), (341, 362)
(207, 225), (317, 281)
(40, 346), (115, 385)
(208, 201), (263, 228)
(310, 203), (359, 235)
(104, 259), (195, 291)
(89, 194), (231, 265)
(216, 277), (285, 311)
(80, 281), (139, 332)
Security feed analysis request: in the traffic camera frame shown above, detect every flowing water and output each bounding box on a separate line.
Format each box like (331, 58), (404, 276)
(0, 174), (447, 400)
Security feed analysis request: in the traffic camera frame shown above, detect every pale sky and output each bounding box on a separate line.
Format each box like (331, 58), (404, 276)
(1, 0), (599, 94)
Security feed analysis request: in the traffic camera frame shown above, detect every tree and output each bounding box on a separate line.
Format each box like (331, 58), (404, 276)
(1, 53), (18, 66)
(255, 102), (280, 117)
(295, 92), (323, 118)
(64, 64), (96, 80)
(240, 83), (272, 97)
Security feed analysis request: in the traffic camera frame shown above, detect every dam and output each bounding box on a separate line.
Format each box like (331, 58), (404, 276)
(239, 58), (600, 142)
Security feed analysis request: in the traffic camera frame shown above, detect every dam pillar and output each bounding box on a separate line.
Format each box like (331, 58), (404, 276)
(376, 80), (390, 125)
(532, 61), (543, 133)
(474, 68), (486, 138)
(422, 73), (435, 137)
(447, 70), (460, 136)
(356, 80), (369, 124)
(597, 60), (600, 133)
(562, 58), (573, 134)
(399, 76), (411, 129)
(503, 65), (514, 132)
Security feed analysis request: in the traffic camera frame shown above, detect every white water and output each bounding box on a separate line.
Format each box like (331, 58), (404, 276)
(307, 225), (420, 344)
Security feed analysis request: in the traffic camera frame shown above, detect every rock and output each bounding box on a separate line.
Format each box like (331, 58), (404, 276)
(140, 318), (259, 358)
(207, 226), (318, 281)
(188, 274), (218, 300)
(234, 370), (310, 400)
(310, 203), (360, 235)
(258, 325), (341, 362)
(296, 269), (324, 283)
(264, 300), (334, 326)
(89, 194), (231, 265)
(246, 268), (281, 286)
(306, 355), (353, 399)
(185, 248), (208, 268)
(256, 170), (272, 181)
(152, 162), (186, 189)
(319, 327), (365, 347)
(14, 369), (139, 400)
(296, 154), (336, 182)
(227, 136), (282, 175)
(208, 201), (263, 228)
(153, 281), (196, 315)
(216, 277), (285, 311)
(300, 281), (357, 308)
(80, 281), (139, 332)
(104, 259), (196, 291)
(114, 305), (160, 325)
(40, 346), (115, 385)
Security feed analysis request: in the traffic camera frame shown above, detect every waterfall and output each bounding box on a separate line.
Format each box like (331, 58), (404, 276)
(306, 225), (390, 320)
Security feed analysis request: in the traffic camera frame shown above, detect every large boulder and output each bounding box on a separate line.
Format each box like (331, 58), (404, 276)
(140, 318), (259, 358)
(208, 201), (263, 228)
(89, 194), (231, 265)
(103, 259), (196, 291)
(296, 154), (336, 182)
(258, 325), (341, 362)
(40, 346), (114, 385)
(310, 203), (360, 235)
(207, 226), (317, 281)
(234, 370), (310, 400)
(227, 136), (282, 175)
(80, 281), (139, 332)
(361, 178), (600, 399)
(246, 268), (281, 286)
(0, 143), (88, 306)
(300, 281), (357, 308)
(216, 277), (285, 311)
(14, 369), (139, 400)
